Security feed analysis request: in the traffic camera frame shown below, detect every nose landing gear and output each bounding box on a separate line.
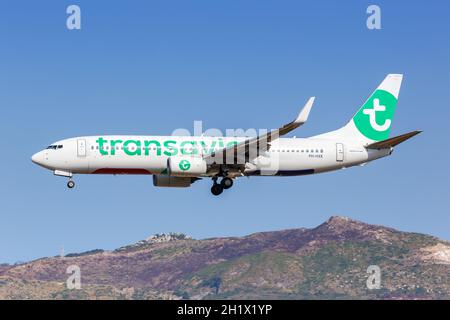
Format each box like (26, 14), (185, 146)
(67, 180), (75, 189)
(53, 170), (75, 189)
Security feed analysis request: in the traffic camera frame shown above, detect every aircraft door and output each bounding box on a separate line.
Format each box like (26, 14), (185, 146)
(77, 139), (87, 157)
(336, 143), (344, 162)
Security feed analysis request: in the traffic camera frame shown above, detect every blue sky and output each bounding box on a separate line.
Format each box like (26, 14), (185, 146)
(1, 1), (449, 263)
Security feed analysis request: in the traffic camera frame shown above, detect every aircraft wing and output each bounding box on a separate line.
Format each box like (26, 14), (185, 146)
(203, 97), (315, 165)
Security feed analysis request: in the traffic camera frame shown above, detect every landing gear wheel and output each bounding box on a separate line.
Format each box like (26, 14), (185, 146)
(221, 177), (233, 189)
(211, 183), (223, 196)
(67, 180), (75, 189)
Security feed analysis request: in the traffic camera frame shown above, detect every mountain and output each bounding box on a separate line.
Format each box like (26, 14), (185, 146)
(1, 216), (449, 299)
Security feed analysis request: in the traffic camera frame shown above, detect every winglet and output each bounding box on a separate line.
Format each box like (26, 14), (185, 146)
(294, 97), (315, 124)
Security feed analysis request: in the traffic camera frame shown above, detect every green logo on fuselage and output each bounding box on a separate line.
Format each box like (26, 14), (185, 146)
(352, 89), (398, 141)
(179, 159), (191, 171)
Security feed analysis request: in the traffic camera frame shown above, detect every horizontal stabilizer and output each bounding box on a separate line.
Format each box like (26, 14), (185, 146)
(365, 130), (422, 149)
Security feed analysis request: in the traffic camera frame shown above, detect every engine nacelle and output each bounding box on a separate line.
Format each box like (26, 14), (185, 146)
(168, 157), (207, 177)
(152, 175), (193, 188)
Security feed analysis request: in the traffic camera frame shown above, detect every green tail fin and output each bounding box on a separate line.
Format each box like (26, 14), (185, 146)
(351, 74), (403, 141)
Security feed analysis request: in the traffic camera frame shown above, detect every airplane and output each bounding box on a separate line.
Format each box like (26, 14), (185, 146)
(31, 74), (420, 196)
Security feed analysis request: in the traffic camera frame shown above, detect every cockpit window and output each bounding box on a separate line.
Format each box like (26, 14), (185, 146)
(46, 145), (63, 150)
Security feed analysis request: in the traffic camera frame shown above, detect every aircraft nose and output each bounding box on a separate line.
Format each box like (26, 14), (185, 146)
(31, 151), (43, 165)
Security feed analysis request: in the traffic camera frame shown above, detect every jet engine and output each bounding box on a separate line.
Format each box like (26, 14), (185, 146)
(167, 157), (207, 177)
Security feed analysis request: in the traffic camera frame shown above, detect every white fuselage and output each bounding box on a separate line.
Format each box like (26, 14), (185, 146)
(31, 135), (391, 177)
(30, 74), (413, 194)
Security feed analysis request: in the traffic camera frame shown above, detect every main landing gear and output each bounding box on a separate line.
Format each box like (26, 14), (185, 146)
(221, 177), (233, 189)
(67, 180), (75, 189)
(210, 176), (234, 196)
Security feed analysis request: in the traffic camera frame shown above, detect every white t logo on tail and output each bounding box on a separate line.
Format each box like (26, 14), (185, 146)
(363, 98), (391, 132)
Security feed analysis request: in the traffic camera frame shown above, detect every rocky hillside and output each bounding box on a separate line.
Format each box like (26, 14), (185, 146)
(1, 217), (449, 299)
